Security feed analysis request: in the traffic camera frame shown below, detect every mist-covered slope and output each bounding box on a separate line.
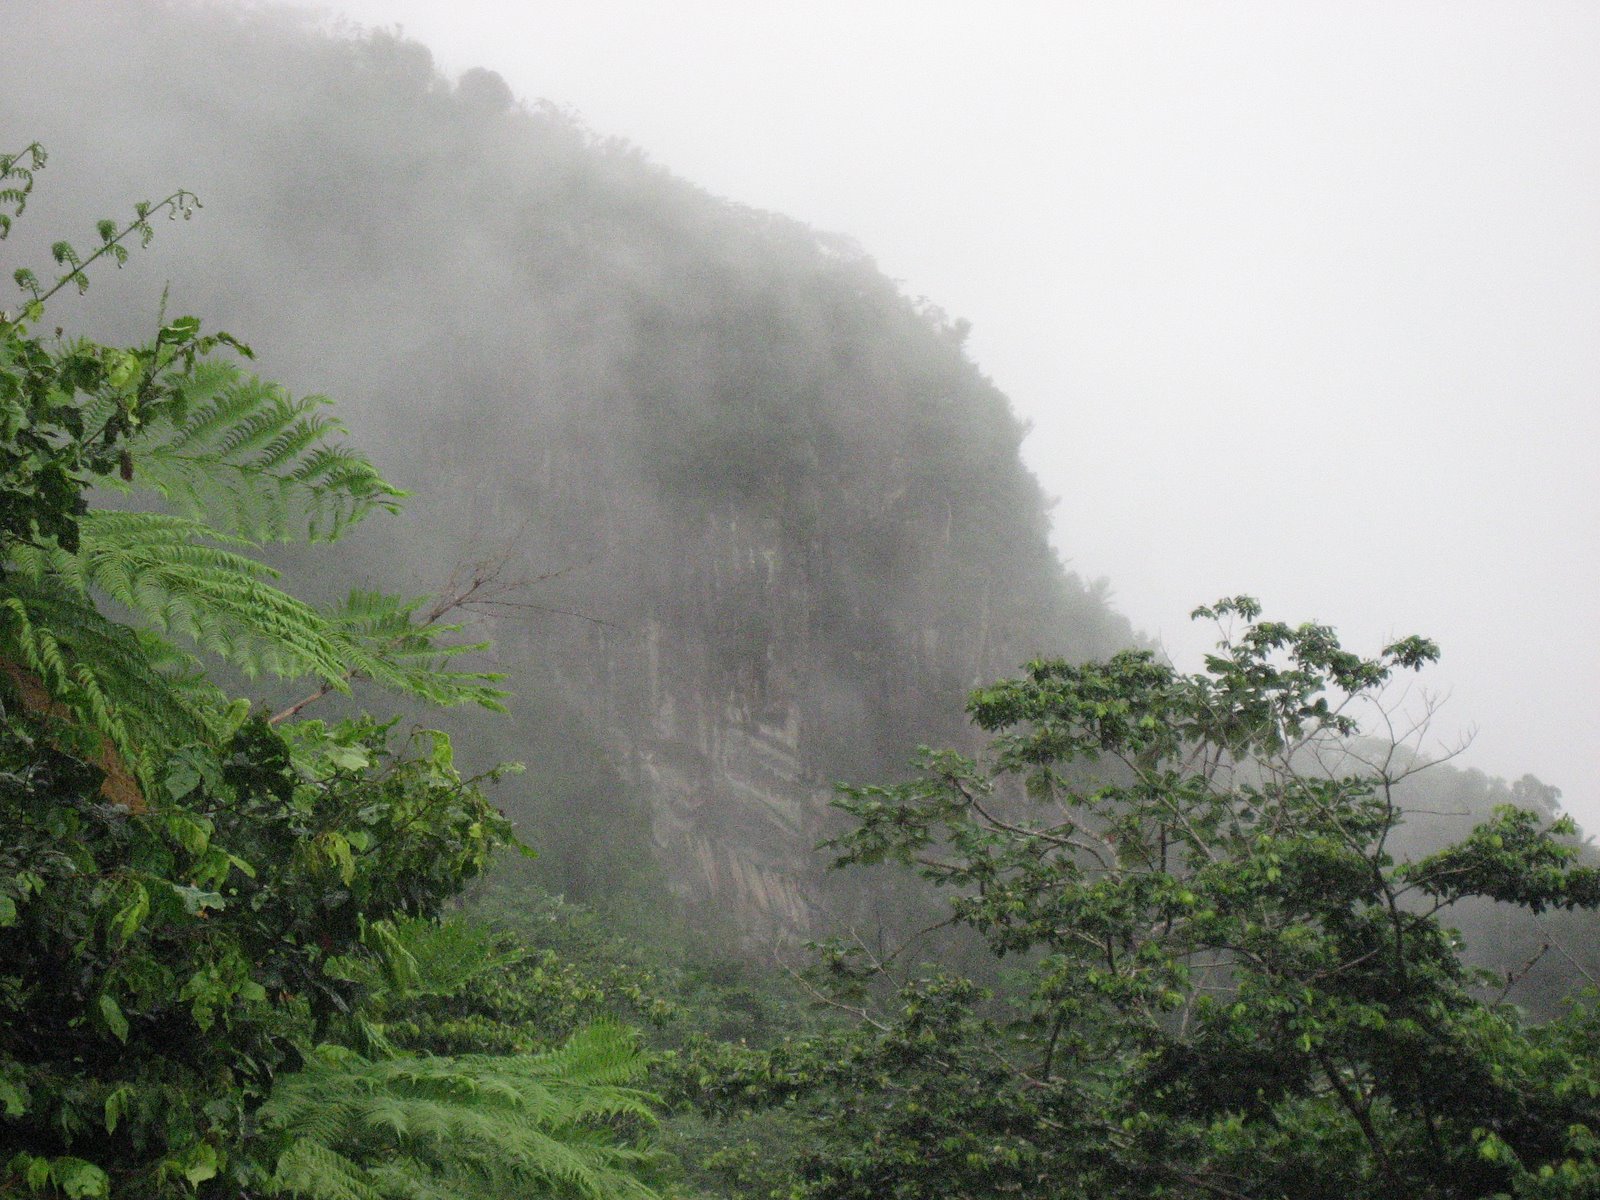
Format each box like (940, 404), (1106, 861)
(3, 1), (1134, 932)
(10, 5), (1587, 986)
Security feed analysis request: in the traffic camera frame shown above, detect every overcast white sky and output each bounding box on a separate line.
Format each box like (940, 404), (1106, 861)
(312, 0), (1598, 826)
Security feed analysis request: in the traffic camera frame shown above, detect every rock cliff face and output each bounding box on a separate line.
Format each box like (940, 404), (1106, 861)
(3, 1), (1134, 936)
(628, 517), (825, 935)
(632, 635), (823, 934)
(561, 512), (834, 937)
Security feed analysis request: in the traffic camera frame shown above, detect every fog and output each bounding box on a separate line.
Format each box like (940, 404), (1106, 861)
(319, 0), (1600, 827)
(4, 0), (1594, 840)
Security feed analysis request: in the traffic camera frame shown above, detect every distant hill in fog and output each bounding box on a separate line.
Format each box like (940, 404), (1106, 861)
(4, 0), (1133, 931)
(5, 4), (1588, 998)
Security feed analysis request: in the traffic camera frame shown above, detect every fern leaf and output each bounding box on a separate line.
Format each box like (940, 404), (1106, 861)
(0, 577), (224, 778)
(270, 1139), (385, 1200)
(324, 592), (508, 712)
(58, 511), (352, 684)
(261, 1027), (662, 1200)
(119, 362), (404, 543)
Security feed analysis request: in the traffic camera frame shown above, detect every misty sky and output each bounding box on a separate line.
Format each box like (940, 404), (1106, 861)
(312, 0), (1598, 826)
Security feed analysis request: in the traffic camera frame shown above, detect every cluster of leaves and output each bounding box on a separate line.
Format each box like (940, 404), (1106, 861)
(344, 878), (835, 1198)
(0, 147), (664, 1199)
(323, 870), (850, 1200)
(0, 709), (513, 1195)
(696, 599), (1600, 1199)
(351, 904), (676, 1060)
(263, 1025), (661, 1200)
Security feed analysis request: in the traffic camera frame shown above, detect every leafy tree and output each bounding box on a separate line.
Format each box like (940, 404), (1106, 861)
(715, 598), (1600, 1199)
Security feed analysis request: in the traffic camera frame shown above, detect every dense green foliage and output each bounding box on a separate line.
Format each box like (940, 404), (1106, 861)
(693, 600), (1600, 1198)
(0, 711), (516, 1195)
(262, 1024), (660, 1200)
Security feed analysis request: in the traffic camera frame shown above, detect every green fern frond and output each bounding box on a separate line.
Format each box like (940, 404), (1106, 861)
(2, 508), (354, 764)
(324, 591), (508, 712)
(531, 1022), (663, 1092)
(262, 1027), (662, 1200)
(0, 575), (224, 777)
(360, 1157), (459, 1200)
(67, 511), (353, 682)
(5, 518), (505, 750)
(270, 1139), (385, 1200)
(328, 919), (530, 1039)
(116, 361), (404, 542)
(382, 917), (530, 1001)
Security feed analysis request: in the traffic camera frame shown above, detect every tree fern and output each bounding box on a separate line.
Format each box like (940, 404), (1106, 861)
(323, 591), (508, 712)
(12, 511), (350, 679)
(99, 360), (405, 544)
(262, 1026), (664, 1200)
(0, 575), (227, 775)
